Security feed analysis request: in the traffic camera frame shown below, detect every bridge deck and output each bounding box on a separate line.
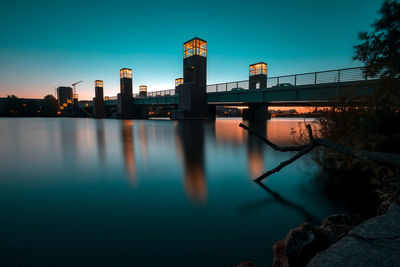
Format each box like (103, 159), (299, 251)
(131, 79), (380, 106)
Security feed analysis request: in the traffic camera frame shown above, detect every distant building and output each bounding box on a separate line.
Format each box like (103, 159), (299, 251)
(57, 86), (73, 106)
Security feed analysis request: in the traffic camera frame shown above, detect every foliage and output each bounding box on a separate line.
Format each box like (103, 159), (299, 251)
(317, 0), (400, 213)
(41, 94), (59, 117)
(1, 95), (23, 116)
(353, 0), (400, 77)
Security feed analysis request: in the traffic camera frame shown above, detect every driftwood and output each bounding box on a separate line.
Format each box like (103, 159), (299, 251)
(239, 123), (400, 182)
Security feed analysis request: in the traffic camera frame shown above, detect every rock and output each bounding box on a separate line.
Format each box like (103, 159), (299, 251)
(307, 203), (400, 267)
(272, 215), (357, 267)
(237, 261), (256, 267)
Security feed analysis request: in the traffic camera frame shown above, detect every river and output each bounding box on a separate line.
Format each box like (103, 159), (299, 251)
(0, 117), (346, 266)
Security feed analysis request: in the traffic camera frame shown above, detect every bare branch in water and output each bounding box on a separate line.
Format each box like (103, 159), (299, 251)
(240, 123), (400, 182)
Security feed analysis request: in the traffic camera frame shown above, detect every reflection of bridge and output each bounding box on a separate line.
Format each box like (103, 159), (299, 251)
(103, 67), (380, 108)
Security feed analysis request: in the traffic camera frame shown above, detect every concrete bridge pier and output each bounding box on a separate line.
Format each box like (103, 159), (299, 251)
(242, 104), (271, 120)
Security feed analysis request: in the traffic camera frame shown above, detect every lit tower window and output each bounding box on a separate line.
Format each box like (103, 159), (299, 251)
(120, 68), (132, 79)
(249, 62), (268, 76)
(175, 78), (184, 87)
(95, 80), (103, 87)
(94, 80), (104, 100)
(139, 85), (147, 93)
(183, 38), (207, 58)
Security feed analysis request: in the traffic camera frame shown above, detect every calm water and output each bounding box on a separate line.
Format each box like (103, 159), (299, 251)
(0, 118), (345, 266)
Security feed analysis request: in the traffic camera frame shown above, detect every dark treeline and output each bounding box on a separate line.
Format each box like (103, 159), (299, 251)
(316, 0), (400, 217)
(0, 94), (59, 117)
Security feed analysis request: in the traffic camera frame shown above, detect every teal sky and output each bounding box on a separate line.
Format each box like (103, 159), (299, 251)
(0, 0), (383, 100)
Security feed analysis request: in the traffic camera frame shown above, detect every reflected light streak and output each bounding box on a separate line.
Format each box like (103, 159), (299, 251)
(121, 120), (136, 186)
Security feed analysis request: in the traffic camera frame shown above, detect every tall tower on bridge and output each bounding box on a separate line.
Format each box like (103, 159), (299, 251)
(117, 68), (134, 118)
(171, 37), (214, 120)
(249, 62), (268, 89)
(93, 80), (106, 118)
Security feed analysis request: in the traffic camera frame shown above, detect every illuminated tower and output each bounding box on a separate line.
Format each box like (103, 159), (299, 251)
(93, 80), (106, 118)
(249, 62), (267, 89)
(172, 37), (214, 120)
(117, 68), (134, 118)
(175, 78), (183, 95)
(243, 62), (270, 120)
(139, 85), (147, 98)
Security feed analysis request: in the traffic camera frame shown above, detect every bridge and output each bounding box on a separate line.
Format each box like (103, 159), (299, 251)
(101, 67), (380, 107)
(86, 37), (383, 120)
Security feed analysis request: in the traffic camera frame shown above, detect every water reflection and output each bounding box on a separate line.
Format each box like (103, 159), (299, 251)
(139, 121), (148, 165)
(176, 121), (207, 204)
(95, 120), (106, 165)
(121, 120), (136, 185)
(59, 119), (79, 167)
(247, 120), (267, 179)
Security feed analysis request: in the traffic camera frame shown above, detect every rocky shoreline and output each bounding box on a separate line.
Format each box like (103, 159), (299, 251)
(239, 200), (400, 267)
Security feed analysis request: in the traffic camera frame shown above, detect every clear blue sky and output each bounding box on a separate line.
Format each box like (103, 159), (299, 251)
(0, 0), (383, 100)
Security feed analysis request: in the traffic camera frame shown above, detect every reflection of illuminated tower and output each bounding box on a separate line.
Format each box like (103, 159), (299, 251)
(121, 120), (136, 186)
(175, 78), (183, 95)
(247, 120), (266, 179)
(93, 80), (106, 118)
(139, 85), (147, 98)
(249, 62), (267, 89)
(171, 37), (214, 120)
(176, 121), (207, 204)
(117, 68), (134, 118)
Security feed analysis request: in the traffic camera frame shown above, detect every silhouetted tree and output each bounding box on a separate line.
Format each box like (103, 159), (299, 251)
(41, 94), (59, 117)
(354, 0), (400, 77)
(2, 95), (22, 116)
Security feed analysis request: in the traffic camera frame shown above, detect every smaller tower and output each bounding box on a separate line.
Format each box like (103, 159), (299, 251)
(139, 85), (147, 98)
(249, 62), (267, 89)
(93, 80), (105, 118)
(175, 78), (184, 95)
(117, 68), (134, 118)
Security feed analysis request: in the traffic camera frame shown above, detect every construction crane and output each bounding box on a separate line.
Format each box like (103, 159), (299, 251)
(72, 80), (83, 97)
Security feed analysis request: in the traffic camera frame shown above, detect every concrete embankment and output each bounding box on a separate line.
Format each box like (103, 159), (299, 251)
(307, 202), (400, 267)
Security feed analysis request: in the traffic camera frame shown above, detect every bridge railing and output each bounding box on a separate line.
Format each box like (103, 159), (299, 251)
(120, 67), (380, 99)
(204, 67), (379, 93)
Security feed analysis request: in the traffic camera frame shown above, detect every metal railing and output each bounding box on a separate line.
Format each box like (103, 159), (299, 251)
(111, 67), (379, 99)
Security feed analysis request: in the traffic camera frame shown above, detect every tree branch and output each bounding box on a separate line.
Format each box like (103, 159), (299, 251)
(239, 123), (309, 152)
(240, 122), (400, 182)
(255, 144), (317, 182)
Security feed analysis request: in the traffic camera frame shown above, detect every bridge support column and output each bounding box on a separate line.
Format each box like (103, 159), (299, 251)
(242, 104), (271, 120)
(171, 37), (214, 120)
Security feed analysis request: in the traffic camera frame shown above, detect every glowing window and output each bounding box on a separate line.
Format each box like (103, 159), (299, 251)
(249, 62), (268, 76)
(175, 78), (184, 87)
(120, 68), (132, 79)
(73, 94), (78, 99)
(183, 38), (207, 58)
(139, 85), (147, 92)
(95, 80), (103, 87)
(67, 100), (72, 104)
